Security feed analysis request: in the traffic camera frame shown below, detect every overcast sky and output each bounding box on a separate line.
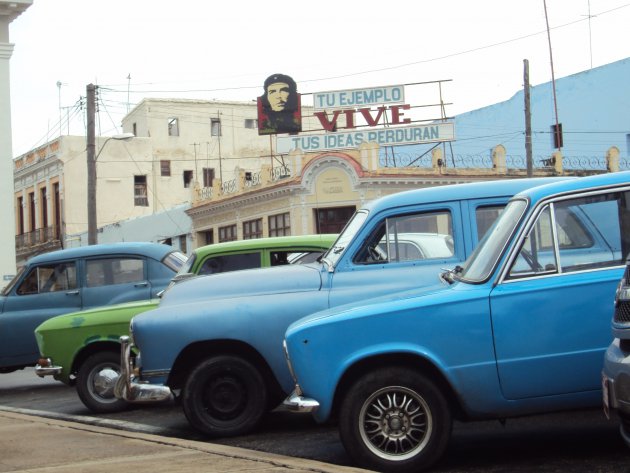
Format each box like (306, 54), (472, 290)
(7, 0), (630, 157)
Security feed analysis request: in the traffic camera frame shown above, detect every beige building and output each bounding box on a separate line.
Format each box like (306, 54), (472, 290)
(14, 98), (308, 264)
(186, 144), (557, 246)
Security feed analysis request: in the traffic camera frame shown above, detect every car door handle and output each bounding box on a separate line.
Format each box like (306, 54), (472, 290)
(65, 290), (80, 295)
(134, 282), (149, 288)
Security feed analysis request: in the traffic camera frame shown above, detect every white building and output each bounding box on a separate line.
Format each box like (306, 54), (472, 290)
(0, 0), (31, 287)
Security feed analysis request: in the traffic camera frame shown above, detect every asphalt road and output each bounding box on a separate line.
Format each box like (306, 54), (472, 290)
(1, 368), (629, 472)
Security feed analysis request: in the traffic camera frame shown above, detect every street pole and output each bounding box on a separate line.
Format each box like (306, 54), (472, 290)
(524, 59), (533, 177)
(87, 83), (97, 245)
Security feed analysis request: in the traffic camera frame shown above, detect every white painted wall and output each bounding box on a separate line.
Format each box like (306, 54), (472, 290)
(0, 0), (31, 287)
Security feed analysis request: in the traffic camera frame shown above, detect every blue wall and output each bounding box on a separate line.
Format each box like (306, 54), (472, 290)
(385, 57), (629, 170)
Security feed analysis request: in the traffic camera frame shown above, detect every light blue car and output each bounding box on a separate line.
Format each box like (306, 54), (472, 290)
(283, 171), (630, 472)
(116, 177), (563, 438)
(0, 242), (185, 373)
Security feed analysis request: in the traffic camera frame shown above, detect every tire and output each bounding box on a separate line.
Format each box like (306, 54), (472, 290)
(76, 351), (129, 413)
(339, 368), (452, 473)
(182, 355), (266, 437)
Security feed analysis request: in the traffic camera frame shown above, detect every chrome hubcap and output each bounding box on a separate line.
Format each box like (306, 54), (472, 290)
(359, 386), (432, 461)
(93, 367), (119, 399)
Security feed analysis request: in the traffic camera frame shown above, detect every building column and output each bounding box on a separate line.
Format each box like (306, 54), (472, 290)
(0, 1), (32, 286)
(0, 40), (16, 286)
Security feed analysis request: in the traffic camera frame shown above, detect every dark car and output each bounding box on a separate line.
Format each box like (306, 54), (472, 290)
(603, 258), (630, 448)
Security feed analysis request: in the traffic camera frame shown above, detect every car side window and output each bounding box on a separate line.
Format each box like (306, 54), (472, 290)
(198, 252), (261, 274)
(508, 191), (630, 279)
(16, 262), (77, 295)
(270, 251), (290, 266)
(287, 251), (325, 265)
(86, 258), (145, 287)
(508, 205), (558, 278)
(354, 211), (454, 264)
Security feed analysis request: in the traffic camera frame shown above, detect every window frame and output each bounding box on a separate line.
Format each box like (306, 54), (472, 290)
(219, 224), (237, 242)
(243, 218), (263, 239)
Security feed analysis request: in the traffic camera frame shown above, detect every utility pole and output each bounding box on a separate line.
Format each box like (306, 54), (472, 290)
(86, 83), (97, 245)
(543, 0), (562, 151)
(524, 59), (533, 177)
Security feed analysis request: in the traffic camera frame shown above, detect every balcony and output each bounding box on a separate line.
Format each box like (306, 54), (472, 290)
(16, 226), (62, 258)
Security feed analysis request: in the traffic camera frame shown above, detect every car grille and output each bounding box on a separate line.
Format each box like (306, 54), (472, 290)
(615, 300), (630, 323)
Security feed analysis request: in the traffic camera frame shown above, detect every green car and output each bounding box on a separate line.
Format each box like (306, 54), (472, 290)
(34, 234), (336, 413)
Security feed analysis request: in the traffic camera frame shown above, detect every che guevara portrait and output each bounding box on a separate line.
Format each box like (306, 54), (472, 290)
(257, 73), (302, 135)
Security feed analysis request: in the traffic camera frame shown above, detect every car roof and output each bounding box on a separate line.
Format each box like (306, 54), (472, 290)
(513, 171), (630, 203)
(192, 234), (338, 257)
(26, 242), (177, 265)
(363, 177), (571, 215)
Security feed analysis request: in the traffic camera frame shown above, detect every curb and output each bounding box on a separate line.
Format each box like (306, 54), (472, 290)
(0, 406), (372, 473)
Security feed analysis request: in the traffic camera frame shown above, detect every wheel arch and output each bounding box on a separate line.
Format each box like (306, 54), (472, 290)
(331, 352), (465, 422)
(167, 340), (284, 404)
(71, 341), (122, 381)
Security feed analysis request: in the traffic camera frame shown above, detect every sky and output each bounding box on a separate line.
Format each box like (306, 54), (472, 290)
(7, 0), (630, 157)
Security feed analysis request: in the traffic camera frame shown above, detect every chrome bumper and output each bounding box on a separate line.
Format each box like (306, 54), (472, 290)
(34, 360), (62, 377)
(283, 389), (320, 413)
(113, 335), (172, 403)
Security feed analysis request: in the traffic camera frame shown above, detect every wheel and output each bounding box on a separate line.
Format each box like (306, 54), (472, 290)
(76, 351), (128, 413)
(339, 368), (452, 473)
(182, 355), (266, 437)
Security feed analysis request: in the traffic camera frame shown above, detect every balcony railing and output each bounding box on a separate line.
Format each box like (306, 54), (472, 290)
(15, 226), (60, 251)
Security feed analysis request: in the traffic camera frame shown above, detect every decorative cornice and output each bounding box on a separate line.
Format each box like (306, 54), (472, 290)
(0, 1), (32, 23)
(187, 184), (296, 219)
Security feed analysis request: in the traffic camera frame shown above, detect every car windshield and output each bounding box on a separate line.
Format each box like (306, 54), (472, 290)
(163, 251), (187, 272)
(459, 199), (528, 283)
(1, 266), (26, 296)
(175, 252), (196, 277)
(322, 210), (369, 268)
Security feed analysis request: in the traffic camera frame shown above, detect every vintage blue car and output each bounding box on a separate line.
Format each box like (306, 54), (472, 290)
(116, 177), (563, 438)
(283, 171), (630, 472)
(0, 242), (185, 373)
(603, 259), (630, 448)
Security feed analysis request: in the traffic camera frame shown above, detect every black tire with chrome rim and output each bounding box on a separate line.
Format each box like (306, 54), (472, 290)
(339, 367), (452, 472)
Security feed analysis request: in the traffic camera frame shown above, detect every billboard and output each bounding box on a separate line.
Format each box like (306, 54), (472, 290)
(257, 73), (302, 135)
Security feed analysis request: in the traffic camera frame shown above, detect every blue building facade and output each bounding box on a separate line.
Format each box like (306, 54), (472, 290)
(385, 57), (629, 171)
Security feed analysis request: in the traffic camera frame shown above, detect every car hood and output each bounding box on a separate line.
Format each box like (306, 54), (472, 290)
(0, 295), (5, 313)
(287, 280), (448, 331)
(158, 263), (324, 308)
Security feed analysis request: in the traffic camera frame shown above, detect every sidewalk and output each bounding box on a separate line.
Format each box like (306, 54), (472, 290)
(0, 409), (371, 473)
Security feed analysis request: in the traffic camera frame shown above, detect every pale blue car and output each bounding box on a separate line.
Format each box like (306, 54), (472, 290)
(116, 177), (563, 439)
(0, 242), (185, 373)
(284, 171), (630, 472)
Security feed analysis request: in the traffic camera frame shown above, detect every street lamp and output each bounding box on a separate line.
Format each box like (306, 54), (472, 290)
(87, 133), (134, 245)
